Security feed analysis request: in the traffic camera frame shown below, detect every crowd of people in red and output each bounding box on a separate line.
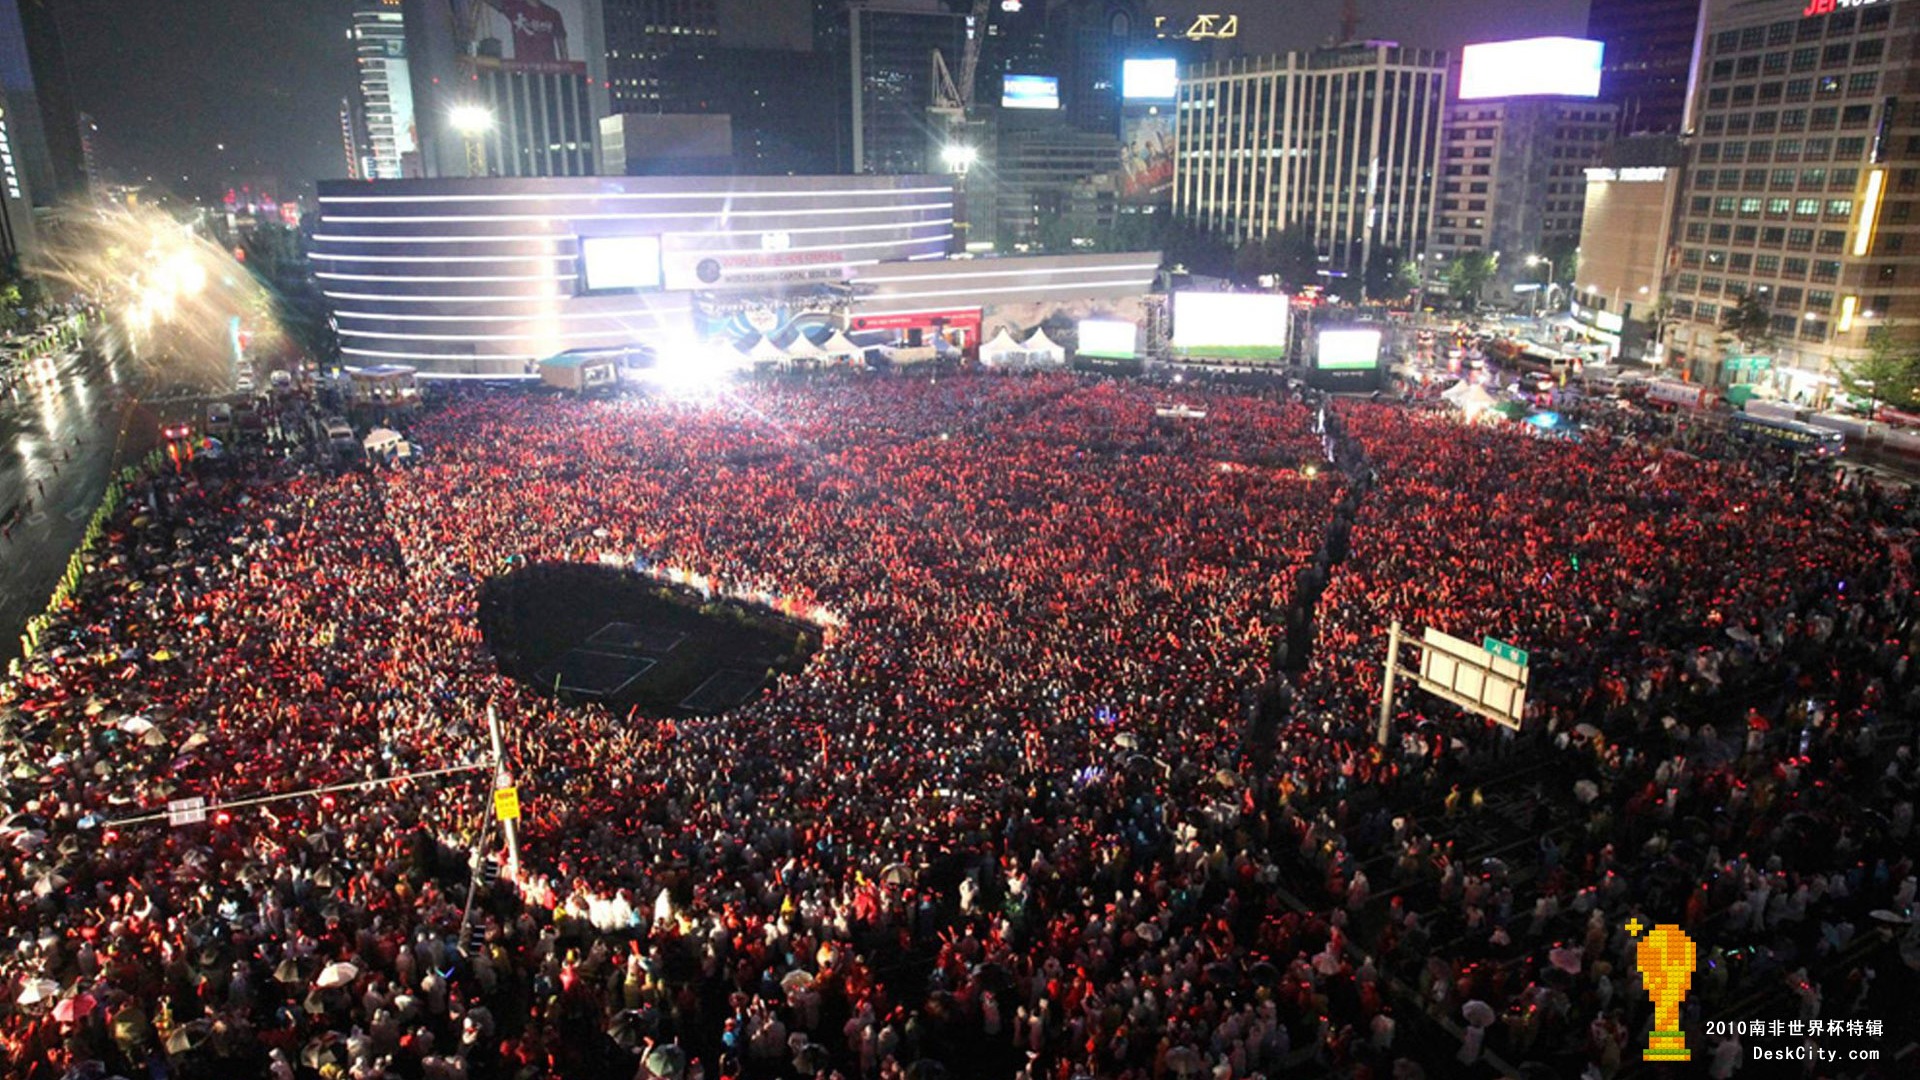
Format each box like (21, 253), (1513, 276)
(0, 372), (1912, 1080)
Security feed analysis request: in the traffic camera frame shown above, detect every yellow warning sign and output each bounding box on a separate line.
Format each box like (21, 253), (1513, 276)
(493, 786), (521, 822)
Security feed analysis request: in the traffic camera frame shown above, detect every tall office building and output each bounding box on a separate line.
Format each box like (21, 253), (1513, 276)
(1587, 0), (1706, 136)
(0, 90), (34, 260)
(0, 0), (82, 209)
(401, 0), (603, 179)
(602, 0), (720, 113)
(845, 0), (966, 176)
(1664, 0), (1920, 396)
(1428, 97), (1618, 296)
(1175, 43), (1449, 284)
(1571, 135), (1691, 361)
(351, 0), (417, 179)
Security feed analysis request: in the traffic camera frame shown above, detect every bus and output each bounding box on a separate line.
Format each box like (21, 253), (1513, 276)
(1728, 412), (1845, 456)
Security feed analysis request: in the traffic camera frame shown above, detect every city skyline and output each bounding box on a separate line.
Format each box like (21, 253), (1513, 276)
(57, 0), (1586, 201)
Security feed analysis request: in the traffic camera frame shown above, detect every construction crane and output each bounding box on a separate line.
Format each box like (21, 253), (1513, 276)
(930, 0), (994, 168)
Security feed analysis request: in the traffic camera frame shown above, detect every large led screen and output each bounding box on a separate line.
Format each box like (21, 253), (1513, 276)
(1002, 75), (1061, 110)
(1077, 319), (1138, 360)
(1458, 37), (1604, 101)
(1317, 328), (1383, 370)
(1170, 292), (1290, 361)
(1122, 58), (1178, 102)
(581, 235), (663, 292)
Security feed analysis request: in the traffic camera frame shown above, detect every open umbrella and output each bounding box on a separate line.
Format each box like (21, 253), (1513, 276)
(273, 959), (303, 984)
(608, 1009), (656, 1050)
(780, 970), (814, 993)
(165, 1020), (211, 1055)
(53, 993), (96, 1024)
(641, 1043), (687, 1079)
(1462, 1000), (1496, 1028)
(118, 716), (155, 736)
(1114, 733), (1139, 750)
(315, 961), (359, 989)
(301, 1032), (347, 1071)
(1135, 922), (1163, 944)
(17, 978), (59, 1006)
(880, 863), (914, 886)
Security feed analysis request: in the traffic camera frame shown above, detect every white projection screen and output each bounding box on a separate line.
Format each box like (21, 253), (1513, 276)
(1076, 319), (1138, 359)
(1317, 329), (1383, 370)
(581, 235), (664, 292)
(1171, 292), (1290, 361)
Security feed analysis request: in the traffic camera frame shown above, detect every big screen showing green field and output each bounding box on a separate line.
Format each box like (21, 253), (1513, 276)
(1170, 292), (1290, 361)
(1317, 328), (1382, 370)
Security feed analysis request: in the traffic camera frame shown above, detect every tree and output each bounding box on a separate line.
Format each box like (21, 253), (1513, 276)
(1838, 324), (1920, 413)
(241, 223), (339, 368)
(1718, 290), (1772, 354)
(1443, 250), (1495, 310)
(1271, 225), (1320, 293)
(1365, 246), (1417, 303)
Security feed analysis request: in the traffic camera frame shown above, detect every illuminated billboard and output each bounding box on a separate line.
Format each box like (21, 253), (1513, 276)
(581, 235), (663, 292)
(1171, 292), (1290, 361)
(1121, 113), (1175, 204)
(1123, 58), (1178, 102)
(461, 0), (589, 74)
(1077, 319), (1138, 360)
(1458, 37), (1604, 101)
(1002, 75), (1060, 110)
(1317, 328), (1383, 370)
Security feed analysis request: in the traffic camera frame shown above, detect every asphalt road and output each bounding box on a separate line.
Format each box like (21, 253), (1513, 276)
(0, 339), (163, 668)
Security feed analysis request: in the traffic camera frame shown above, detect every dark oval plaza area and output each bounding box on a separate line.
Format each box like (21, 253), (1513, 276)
(4, 1), (1920, 1078)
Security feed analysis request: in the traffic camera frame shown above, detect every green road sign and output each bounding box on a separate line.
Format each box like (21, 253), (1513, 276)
(1483, 637), (1530, 667)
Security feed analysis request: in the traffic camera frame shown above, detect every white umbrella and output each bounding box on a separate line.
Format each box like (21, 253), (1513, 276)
(119, 715), (155, 736)
(315, 961), (360, 989)
(1462, 1000), (1496, 1028)
(17, 978), (59, 1006)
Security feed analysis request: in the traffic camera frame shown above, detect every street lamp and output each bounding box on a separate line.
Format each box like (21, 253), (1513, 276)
(1527, 254), (1554, 318)
(449, 105), (494, 178)
(941, 143), (977, 175)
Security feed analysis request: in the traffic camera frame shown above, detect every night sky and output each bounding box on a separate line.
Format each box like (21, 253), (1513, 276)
(55, 0), (1588, 203)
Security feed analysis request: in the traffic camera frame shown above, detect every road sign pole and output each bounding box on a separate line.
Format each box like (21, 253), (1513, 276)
(487, 703), (520, 881)
(1377, 619), (1402, 748)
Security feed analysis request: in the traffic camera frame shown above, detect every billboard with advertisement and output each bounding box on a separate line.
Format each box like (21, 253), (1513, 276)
(460, 0), (588, 73)
(1002, 75), (1060, 111)
(1120, 113), (1175, 204)
(661, 234), (851, 291)
(692, 286), (850, 344)
(1316, 328), (1383, 370)
(1458, 37), (1603, 101)
(1171, 292), (1290, 361)
(1123, 58), (1178, 102)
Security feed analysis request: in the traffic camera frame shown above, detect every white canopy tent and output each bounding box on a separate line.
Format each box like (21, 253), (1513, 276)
(1022, 329), (1067, 366)
(785, 332), (828, 360)
(745, 335), (790, 366)
(819, 330), (863, 363)
(363, 427), (405, 454)
(979, 329), (1026, 369)
(1441, 381), (1497, 415)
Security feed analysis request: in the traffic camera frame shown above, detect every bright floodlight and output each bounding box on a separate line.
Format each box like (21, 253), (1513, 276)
(449, 105), (494, 135)
(941, 144), (977, 171)
(1527, 255), (1544, 266)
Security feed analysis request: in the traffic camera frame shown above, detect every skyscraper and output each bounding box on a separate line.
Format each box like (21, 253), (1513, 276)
(351, 0), (418, 179)
(0, 0), (83, 208)
(845, 0), (966, 176)
(1587, 0), (1704, 136)
(1664, 0), (1919, 394)
(1175, 43), (1450, 286)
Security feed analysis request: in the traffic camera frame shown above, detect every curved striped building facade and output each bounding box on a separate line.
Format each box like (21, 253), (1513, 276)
(314, 176), (1159, 379)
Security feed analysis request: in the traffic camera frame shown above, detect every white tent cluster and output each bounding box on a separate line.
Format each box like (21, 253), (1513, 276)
(980, 328), (1068, 371)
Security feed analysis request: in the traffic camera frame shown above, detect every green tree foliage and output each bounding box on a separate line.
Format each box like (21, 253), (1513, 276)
(1443, 250), (1495, 309)
(241, 223), (338, 368)
(1365, 246), (1417, 303)
(1838, 324), (1920, 412)
(1718, 290), (1773, 354)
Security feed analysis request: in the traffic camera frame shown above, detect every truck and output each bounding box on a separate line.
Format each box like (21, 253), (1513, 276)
(1645, 379), (1716, 411)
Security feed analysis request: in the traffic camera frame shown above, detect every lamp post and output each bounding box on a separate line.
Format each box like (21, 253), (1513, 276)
(1527, 255), (1554, 318)
(449, 105), (494, 178)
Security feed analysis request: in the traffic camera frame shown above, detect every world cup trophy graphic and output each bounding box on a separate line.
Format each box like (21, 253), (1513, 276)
(1630, 919), (1697, 1061)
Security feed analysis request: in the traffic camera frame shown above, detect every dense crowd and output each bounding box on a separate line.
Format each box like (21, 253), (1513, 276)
(0, 372), (1913, 1080)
